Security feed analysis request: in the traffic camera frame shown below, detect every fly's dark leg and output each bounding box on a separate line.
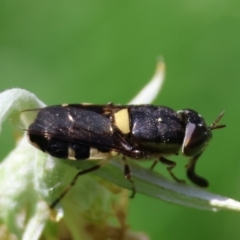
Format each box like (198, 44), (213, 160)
(185, 153), (208, 187)
(50, 160), (108, 209)
(150, 160), (158, 170)
(159, 156), (185, 184)
(122, 157), (136, 198)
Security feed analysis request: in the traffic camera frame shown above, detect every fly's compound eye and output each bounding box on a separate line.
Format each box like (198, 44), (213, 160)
(178, 109), (212, 157)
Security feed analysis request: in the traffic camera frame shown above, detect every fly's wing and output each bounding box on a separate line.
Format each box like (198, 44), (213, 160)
(17, 104), (132, 159)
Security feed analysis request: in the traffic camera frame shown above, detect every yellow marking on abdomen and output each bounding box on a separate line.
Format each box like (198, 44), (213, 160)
(114, 109), (130, 134)
(68, 147), (76, 160)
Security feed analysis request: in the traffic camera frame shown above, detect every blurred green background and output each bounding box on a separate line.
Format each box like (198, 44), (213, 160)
(1, 1), (240, 239)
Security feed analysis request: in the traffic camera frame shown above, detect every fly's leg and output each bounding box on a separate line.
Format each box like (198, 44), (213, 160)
(185, 153), (208, 187)
(50, 160), (108, 209)
(159, 156), (185, 184)
(150, 160), (158, 170)
(122, 157), (136, 198)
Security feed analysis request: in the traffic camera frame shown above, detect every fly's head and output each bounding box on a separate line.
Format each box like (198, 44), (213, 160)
(177, 109), (226, 187)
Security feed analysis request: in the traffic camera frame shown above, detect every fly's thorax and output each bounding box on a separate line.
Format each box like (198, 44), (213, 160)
(126, 105), (185, 154)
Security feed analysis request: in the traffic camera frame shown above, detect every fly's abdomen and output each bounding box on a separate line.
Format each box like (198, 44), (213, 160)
(27, 105), (114, 160)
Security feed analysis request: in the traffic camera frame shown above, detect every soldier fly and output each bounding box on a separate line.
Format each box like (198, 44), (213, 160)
(19, 104), (225, 208)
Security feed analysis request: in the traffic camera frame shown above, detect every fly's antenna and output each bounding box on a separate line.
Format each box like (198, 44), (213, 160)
(209, 111), (226, 130)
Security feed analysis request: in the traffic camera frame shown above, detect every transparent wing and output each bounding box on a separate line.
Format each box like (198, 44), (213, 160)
(15, 105), (132, 154)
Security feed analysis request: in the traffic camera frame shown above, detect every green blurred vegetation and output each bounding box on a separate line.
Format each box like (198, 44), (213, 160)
(0, 1), (240, 239)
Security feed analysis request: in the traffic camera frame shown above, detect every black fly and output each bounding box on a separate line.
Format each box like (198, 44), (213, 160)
(19, 104), (225, 208)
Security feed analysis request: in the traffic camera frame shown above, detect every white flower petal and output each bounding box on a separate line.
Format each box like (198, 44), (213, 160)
(129, 59), (165, 104)
(0, 88), (45, 129)
(22, 200), (49, 240)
